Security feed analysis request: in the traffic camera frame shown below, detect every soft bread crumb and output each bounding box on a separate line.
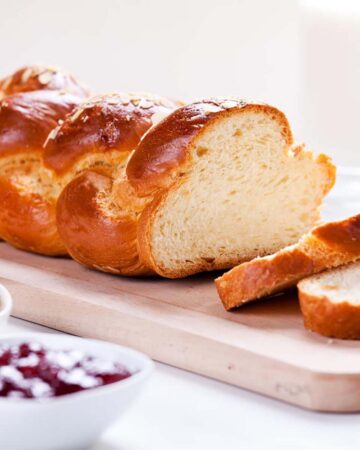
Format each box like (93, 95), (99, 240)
(298, 261), (360, 339)
(299, 261), (360, 305)
(149, 110), (333, 277)
(0, 151), (127, 203)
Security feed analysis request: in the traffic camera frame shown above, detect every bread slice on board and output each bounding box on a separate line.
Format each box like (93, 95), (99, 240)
(216, 214), (360, 310)
(298, 261), (360, 339)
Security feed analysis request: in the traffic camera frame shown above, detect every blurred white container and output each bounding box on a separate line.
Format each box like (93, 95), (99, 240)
(0, 285), (12, 329)
(299, 0), (360, 166)
(0, 333), (153, 450)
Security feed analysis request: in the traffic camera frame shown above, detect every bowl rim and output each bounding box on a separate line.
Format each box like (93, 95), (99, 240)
(0, 284), (12, 319)
(0, 332), (154, 405)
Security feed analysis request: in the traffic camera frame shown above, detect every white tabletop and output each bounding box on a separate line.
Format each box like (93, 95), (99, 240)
(4, 316), (360, 450)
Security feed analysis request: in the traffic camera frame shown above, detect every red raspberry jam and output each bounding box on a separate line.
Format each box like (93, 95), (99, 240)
(0, 342), (132, 399)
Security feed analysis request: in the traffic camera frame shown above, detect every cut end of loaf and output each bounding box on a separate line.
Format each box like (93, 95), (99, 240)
(298, 261), (360, 339)
(141, 103), (335, 278)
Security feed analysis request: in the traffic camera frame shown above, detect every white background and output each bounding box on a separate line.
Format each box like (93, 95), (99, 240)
(0, 0), (359, 164)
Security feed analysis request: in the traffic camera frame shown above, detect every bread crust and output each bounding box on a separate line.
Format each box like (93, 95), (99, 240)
(127, 99), (293, 197)
(55, 94), (179, 271)
(44, 93), (177, 175)
(216, 248), (315, 309)
(132, 99), (333, 278)
(0, 93), (84, 254)
(0, 175), (65, 255)
(216, 214), (360, 310)
(312, 215), (360, 255)
(299, 286), (360, 340)
(0, 65), (88, 98)
(0, 67), (88, 254)
(0, 91), (83, 155)
(59, 99), (274, 276)
(57, 170), (152, 275)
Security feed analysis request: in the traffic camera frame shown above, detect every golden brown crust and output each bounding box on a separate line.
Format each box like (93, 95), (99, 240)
(44, 93), (178, 175)
(0, 176), (65, 255)
(0, 66), (88, 253)
(216, 249), (315, 310)
(0, 91), (83, 156)
(299, 289), (360, 339)
(57, 170), (152, 275)
(54, 93), (179, 271)
(216, 214), (360, 310)
(127, 99), (293, 197)
(312, 214), (360, 255)
(317, 153), (337, 194)
(0, 65), (89, 98)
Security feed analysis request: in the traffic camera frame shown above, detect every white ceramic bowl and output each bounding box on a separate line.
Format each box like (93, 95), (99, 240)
(0, 333), (153, 450)
(0, 284), (12, 328)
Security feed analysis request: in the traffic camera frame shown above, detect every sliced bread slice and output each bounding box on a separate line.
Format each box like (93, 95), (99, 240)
(215, 214), (360, 310)
(298, 261), (360, 339)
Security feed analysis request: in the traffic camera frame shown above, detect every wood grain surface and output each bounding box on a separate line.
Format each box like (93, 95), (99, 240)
(1, 242), (360, 412)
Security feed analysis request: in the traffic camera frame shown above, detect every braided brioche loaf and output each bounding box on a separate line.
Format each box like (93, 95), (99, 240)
(57, 98), (335, 277)
(49, 93), (179, 275)
(0, 65), (88, 98)
(0, 92), (178, 258)
(0, 65), (89, 254)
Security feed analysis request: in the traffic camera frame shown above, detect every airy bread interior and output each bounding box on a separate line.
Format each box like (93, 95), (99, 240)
(148, 110), (333, 277)
(299, 262), (360, 304)
(0, 151), (127, 205)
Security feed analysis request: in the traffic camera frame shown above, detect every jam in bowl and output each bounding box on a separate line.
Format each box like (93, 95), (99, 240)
(0, 341), (133, 399)
(0, 334), (153, 450)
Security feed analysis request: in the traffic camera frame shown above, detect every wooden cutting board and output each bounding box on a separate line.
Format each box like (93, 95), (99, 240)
(1, 169), (360, 412)
(1, 243), (360, 413)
